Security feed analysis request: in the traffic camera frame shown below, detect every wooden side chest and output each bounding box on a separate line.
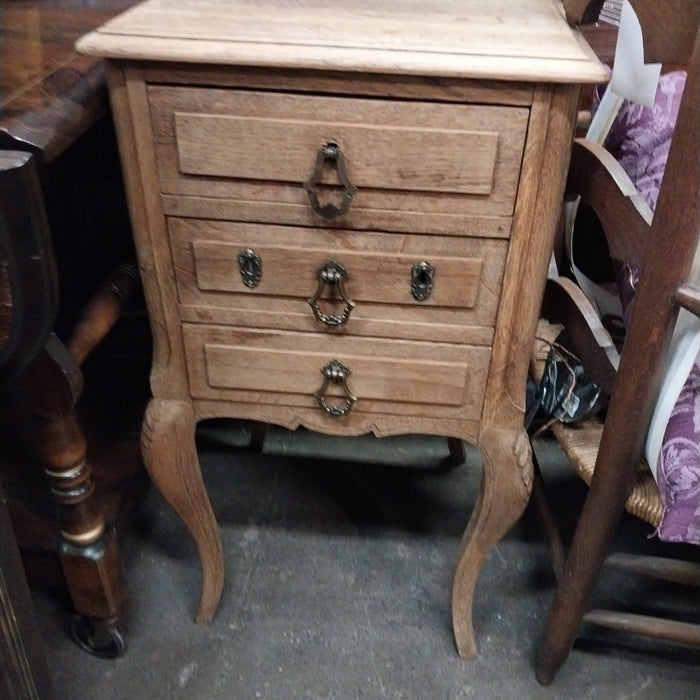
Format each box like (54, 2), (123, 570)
(77, 0), (605, 657)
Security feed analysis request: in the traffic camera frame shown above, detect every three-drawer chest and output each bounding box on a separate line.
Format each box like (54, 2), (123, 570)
(78, 0), (605, 657)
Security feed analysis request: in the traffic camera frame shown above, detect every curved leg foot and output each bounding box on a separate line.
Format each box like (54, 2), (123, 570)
(141, 399), (224, 622)
(451, 427), (533, 657)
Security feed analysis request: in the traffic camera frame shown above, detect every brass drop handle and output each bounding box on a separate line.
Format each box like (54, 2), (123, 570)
(307, 261), (356, 327)
(314, 359), (357, 417)
(304, 142), (357, 220)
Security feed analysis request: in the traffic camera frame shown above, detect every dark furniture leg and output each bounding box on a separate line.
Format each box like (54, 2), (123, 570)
(17, 263), (139, 657)
(0, 490), (57, 700)
(20, 335), (126, 657)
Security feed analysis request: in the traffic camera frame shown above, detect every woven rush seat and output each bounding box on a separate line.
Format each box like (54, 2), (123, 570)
(550, 419), (663, 527)
(531, 320), (663, 528)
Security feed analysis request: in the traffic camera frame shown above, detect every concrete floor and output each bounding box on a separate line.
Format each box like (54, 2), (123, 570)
(31, 422), (700, 699)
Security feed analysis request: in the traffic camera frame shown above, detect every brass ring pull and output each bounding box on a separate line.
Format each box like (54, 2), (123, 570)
(314, 359), (357, 417)
(303, 142), (357, 220)
(307, 261), (356, 327)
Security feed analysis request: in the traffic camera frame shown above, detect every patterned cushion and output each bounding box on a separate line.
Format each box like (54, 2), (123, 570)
(655, 361), (700, 543)
(595, 71), (700, 544)
(604, 71), (686, 210)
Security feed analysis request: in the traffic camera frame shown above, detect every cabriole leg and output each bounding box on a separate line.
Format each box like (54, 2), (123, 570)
(141, 398), (224, 622)
(451, 428), (533, 657)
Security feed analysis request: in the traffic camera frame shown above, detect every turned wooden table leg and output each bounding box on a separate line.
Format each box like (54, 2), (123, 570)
(451, 427), (533, 657)
(141, 398), (224, 622)
(21, 335), (126, 657)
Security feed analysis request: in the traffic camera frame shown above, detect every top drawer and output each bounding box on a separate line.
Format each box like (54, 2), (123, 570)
(149, 87), (529, 234)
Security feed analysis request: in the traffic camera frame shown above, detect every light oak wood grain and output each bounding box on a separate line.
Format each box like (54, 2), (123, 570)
(77, 0), (608, 83)
(142, 66), (536, 107)
(89, 0), (605, 661)
(161, 195), (513, 239)
(168, 219), (507, 341)
(453, 83), (582, 658)
(149, 87), (528, 224)
(183, 325), (490, 417)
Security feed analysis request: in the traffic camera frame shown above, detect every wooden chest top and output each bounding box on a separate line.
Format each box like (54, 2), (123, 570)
(76, 0), (606, 83)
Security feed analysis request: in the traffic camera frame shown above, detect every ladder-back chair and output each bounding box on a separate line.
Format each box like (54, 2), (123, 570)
(532, 0), (700, 684)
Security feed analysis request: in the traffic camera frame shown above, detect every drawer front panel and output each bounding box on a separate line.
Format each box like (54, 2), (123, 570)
(149, 87), (529, 227)
(174, 113), (498, 196)
(183, 325), (490, 419)
(170, 218), (507, 339)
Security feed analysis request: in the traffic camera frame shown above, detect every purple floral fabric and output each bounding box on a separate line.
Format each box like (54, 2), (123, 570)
(593, 71), (700, 544)
(656, 362), (700, 543)
(603, 71), (686, 211)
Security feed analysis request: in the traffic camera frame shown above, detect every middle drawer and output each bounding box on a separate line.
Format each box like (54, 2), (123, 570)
(170, 218), (508, 345)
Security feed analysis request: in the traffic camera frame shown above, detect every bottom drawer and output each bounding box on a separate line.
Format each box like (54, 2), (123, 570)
(183, 325), (491, 421)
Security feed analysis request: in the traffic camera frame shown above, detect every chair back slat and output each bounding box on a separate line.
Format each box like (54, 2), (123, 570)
(563, 0), (700, 65)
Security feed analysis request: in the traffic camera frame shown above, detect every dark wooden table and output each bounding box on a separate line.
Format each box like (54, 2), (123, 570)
(1, 1), (141, 686)
(0, 0), (136, 160)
